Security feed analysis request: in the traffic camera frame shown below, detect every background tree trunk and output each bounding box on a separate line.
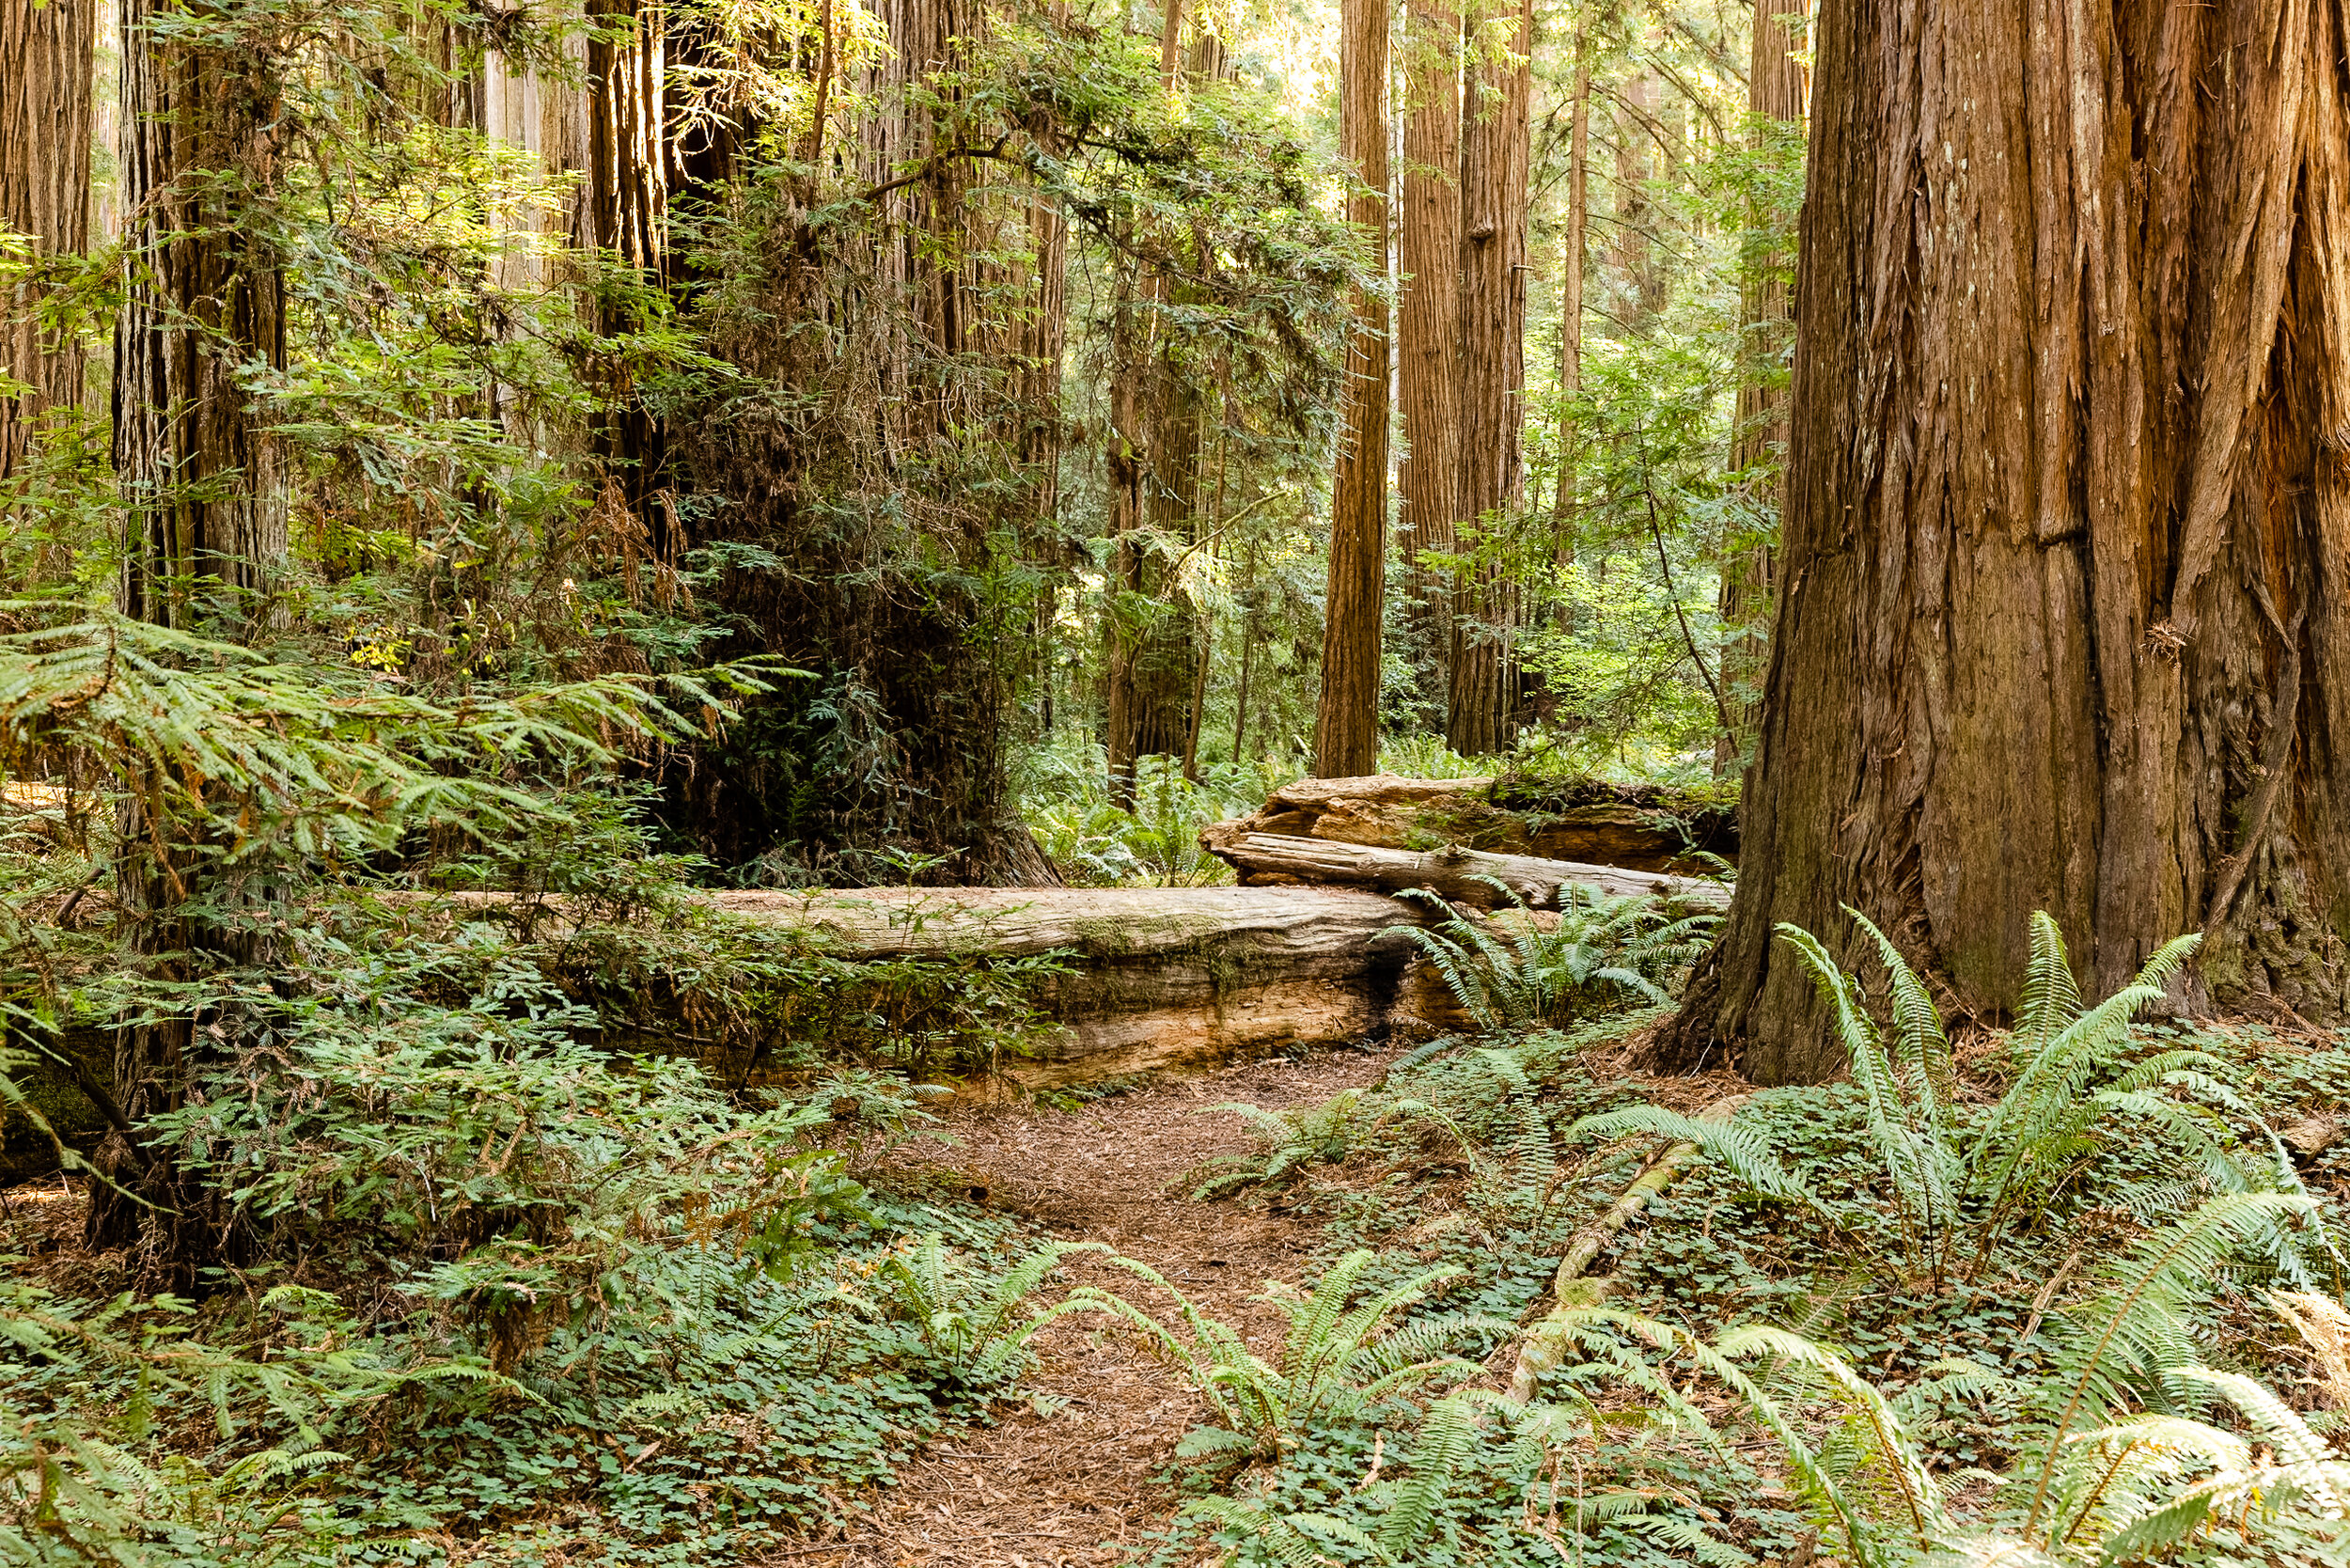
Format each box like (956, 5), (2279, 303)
(1608, 68), (1663, 331)
(1398, 0), (1463, 715)
(1547, 48), (1588, 555)
(1713, 0), (1806, 775)
(96, 0), (290, 1266)
(1446, 0), (1529, 757)
(0, 0), (94, 494)
(1667, 0), (2350, 1086)
(583, 0), (673, 548)
(114, 0), (287, 628)
(1104, 0), (1194, 805)
(1310, 0), (1390, 777)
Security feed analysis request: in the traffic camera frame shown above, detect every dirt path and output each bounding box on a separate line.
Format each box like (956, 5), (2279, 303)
(766, 1043), (1402, 1568)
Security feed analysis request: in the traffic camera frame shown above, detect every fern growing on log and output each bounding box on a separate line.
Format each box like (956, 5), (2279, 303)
(1384, 877), (1716, 1032)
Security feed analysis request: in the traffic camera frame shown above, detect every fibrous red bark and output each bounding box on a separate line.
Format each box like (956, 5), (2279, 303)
(1311, 0), (1391, 777)
(1447, 0), (1529, 757)
(1670, 0), (2350, 1085)
(0, 0), (93, 493)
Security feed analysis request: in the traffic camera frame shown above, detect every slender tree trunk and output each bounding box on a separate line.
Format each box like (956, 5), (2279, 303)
(1610, 68), (1662, 331)
(1547, 47), (1589, 554)
(1311, 0), (1391, 777)
(94, 0), (290, 1268)
(1104, 251), (1152, 806)
(1232, 538), (1257, 761)
(1665, 0), (2350, 1086)
(1713, 0), (1806, 776)
(584, 0), (673, 550)
(1104, 0), (1191, 806)
(1398, 0), (1463, 719)
(1446, 0), (1528, 757)
(0, 0), (94, 495)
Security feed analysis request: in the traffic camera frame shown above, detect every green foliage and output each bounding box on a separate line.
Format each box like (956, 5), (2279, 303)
(1190, 1089), (1388, 1200)
(849, 1232), (1104, 1388)
(1067, 1248), (1509, 1463)
(1570, 910), (2312, 1285)
(1386, 878), (1716, 1032)
(1017, 745), (1292, 886)
(1535, 1253), (2350, 1568)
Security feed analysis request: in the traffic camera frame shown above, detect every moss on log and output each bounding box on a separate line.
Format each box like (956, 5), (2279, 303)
(1203, 773), (1735, 872)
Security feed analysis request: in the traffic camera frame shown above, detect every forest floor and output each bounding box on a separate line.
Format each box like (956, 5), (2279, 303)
(763, 1043), (1408, 1568)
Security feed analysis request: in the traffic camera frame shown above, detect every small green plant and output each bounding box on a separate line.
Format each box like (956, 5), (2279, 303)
(1180, 1390), (1505, 1564)
(1190, 1088), (1388, 1200)
(1018, 746), (1277, 886)
(1387, 878), (1716, 1032)
(1069, 1248), (1510, 1463)
(849, 1232), (1104, 1388)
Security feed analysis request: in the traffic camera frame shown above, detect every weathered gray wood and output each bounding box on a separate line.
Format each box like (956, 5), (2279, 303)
(1201, 772), (1734, 872)
(704, 887), (1425, 1085)
(1199, 832), (1730, 913)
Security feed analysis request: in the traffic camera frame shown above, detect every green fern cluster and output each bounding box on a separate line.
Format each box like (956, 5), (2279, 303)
(1537, 1196), (2350, 1567)
(1190, 1088), (1388, 1200)
(1571, 909), (2319, 1285)
(1179, 1390), (1508, 1565)
(1066, 1248), (1511, 1462)
(1386, 877), (1716, 1033)
(847, 1232), (1104, 1388)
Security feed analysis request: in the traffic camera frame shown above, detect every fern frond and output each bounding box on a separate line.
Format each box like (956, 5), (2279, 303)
(1374, 1392), (1485, 1556)
(2017, 910), (2083, 1051)
(1564, 1105), (1829, 1216)
(1179, 1494), (1389, 1567)
(1620, 1513), (1754, 1568)
(2023, 1192), (2314, 1534)
(1717, 1325), (1947, 1548)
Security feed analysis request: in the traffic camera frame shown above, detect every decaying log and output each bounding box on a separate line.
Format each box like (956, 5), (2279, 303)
(708, 886), (1425, 1086)
(1198, 833), (1730, 914)
(1203, 773), (1734, 872)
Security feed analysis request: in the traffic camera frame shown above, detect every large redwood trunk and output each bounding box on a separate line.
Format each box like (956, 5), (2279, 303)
(1398, 0), (1463, 714)
(97, 0), (290, 1267)
(0, 0), (93, 494)
(1104, 0), (1203, 803)
(114, 0), (287, 627)
(583, 0), (673, 545)
(1446, 0), (1529, 757)
(1670, 0), (2350, 1085)
(1310, 0), (1390, 777)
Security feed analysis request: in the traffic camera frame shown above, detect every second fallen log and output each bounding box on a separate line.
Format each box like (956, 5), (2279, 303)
(1201, 832), (1730, 912)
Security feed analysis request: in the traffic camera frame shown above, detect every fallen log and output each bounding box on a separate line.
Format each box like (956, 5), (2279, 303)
(1198, 833), (1731, 914)
(1203, 772), (1735, 873)
(698, 886), (1426, 1087)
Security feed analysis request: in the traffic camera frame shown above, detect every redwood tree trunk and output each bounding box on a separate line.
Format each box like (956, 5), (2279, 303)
(584, 0), (672, 547)
(1446, 0), (1528, 757)
(1714, 0), (1806, 774)
(96, 0), (289, 1265)
(1547, 47), (1589, 549)
(0, 0), (93, 493)
(1668, 0), (2350, 1085)
(1105, 0), (1195, 804)
(114, 0), (287, 628)
(1398, 0), (1463, 715)
(1310, 0), (1390, 777)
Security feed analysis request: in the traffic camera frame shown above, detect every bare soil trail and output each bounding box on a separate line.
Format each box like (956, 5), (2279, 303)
(766, 1043), (1404, 1568)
